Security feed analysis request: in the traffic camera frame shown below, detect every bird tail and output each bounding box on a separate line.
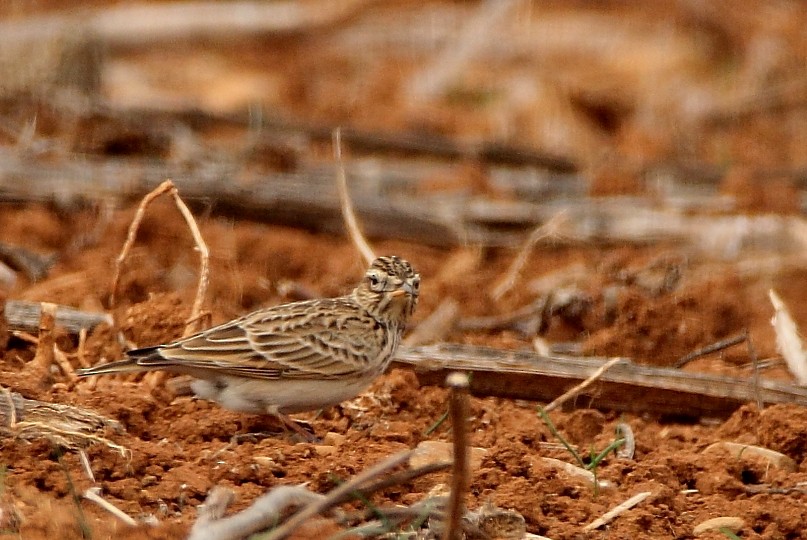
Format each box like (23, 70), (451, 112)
(76, 346), (162, 377)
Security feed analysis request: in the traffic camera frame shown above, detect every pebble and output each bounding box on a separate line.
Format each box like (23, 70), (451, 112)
(409, 440), (487, 470)
(703, 442), (796, 472)
(693, 516), (744, 536)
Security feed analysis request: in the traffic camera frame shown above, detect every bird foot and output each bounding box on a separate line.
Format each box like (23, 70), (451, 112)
(276, 414), (320, 443)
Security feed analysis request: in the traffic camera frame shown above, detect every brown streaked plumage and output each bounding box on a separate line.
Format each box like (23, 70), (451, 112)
(77, 256), (420, 419)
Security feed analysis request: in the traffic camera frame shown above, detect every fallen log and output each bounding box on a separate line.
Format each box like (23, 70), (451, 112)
(4, 148), (807, 252)
(4, 300), (112, 335)
(393, 343), (807, 418)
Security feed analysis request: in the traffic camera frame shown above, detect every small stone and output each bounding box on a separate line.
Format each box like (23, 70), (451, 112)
(409, 441), (487, 470)
(314, 445), (337, 456)
(253, 456), (277, 467)
(141, 475), (158, 487)
(693, 516), (744, 536)
(322, 432), (346, 446)
(536, 457), (614, 491)
(703, 442), (797, 472)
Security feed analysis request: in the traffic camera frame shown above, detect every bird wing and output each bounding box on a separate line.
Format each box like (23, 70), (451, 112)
(144, 298), (386, 381)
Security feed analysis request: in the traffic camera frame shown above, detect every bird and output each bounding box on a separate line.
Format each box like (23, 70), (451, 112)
(77, 256), (420, 434)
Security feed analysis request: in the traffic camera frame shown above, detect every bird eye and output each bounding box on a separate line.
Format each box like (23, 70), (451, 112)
(367, 272), (382, 289)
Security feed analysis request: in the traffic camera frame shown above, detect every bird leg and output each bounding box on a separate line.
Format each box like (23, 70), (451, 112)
(273, 413), (319, 443)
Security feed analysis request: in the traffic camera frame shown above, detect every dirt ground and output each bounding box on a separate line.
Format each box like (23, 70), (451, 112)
(3, 1), (807, 539)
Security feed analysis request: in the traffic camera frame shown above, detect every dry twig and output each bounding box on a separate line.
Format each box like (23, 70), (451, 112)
(444, 372), (470, 540)
(263, 449), (413, 540)
(53, 344), (77, 382)
(83, 487), (138, 527)
(673, 333), (747, 369)
(191, 459), (450, 540)
(543, 357), (623, 413)
(491, 213), (568, 300)
(78, 449), (95, 483)
(356, 461), (452, 496)
(540, 457), (612, 491)
(76, 328), (90, 369)
(333, 128), (375, 266)
(583, 491), (653, 531)
(456, 297), (547, 333)
(109, 179), (209, 336)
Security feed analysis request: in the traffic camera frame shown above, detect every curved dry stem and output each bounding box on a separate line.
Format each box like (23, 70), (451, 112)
(333, 128), (375, 267)
(108, 179), (209, 336)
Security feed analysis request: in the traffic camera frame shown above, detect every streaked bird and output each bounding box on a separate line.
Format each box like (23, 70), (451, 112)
(78, 256), (420, 434)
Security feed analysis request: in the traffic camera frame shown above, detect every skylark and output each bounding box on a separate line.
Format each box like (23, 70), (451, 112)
(78, 256), (420, 431)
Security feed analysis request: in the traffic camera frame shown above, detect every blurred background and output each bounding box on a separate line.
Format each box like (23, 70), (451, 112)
(2, 0), (806, 204)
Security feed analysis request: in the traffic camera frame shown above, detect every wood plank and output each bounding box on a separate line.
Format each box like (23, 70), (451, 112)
(393, 343), (807, 418)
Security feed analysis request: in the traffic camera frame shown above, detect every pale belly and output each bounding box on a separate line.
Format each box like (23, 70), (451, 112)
(191, 375), (376, 415)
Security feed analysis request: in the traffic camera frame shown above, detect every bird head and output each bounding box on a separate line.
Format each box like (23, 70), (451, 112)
(354, 256), (420, 324)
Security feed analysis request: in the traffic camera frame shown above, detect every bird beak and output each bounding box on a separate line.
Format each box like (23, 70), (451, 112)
(391, 282), (417, 298)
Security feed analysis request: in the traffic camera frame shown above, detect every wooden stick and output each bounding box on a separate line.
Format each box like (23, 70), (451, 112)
(32, 302), (56, 375)
(334, 128), (375, 267)
(443, 373), (470, 540)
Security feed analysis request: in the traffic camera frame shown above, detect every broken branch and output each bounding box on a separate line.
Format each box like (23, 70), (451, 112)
(4, 300), (112, 335)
